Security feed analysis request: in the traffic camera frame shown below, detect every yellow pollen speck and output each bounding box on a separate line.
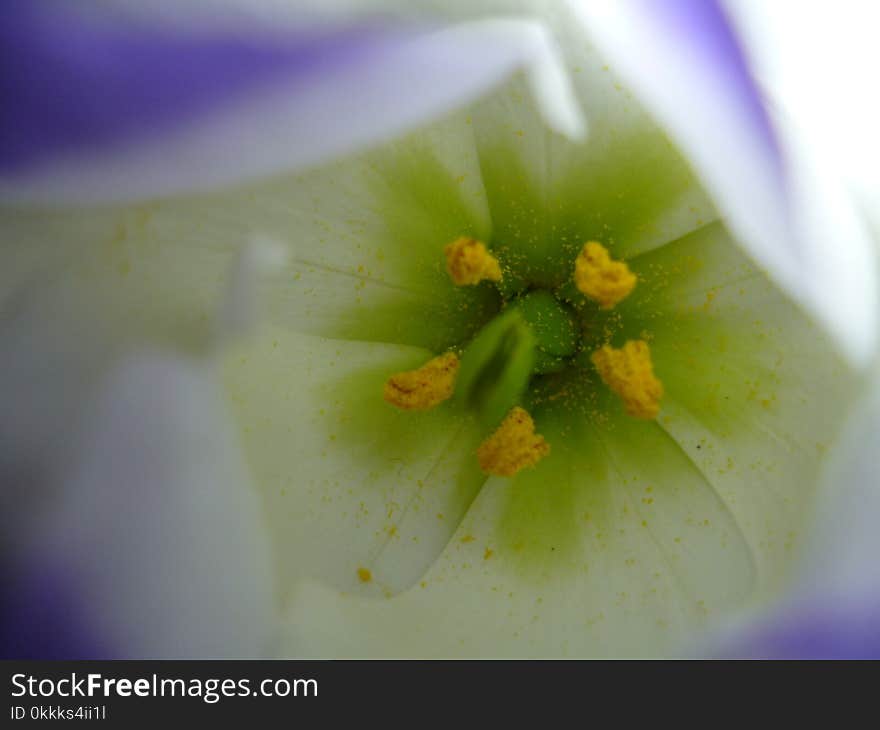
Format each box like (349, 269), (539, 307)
(574, 241), (636, 309)
(592, 340), (664, 419)
(477, 407), (550, 477)
(444, 237), (502, 286)
(383, 352), (459, 411)
(357, 567), (372, 583)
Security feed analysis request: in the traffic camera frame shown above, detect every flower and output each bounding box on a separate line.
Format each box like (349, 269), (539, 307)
(1, 1), (877, 658)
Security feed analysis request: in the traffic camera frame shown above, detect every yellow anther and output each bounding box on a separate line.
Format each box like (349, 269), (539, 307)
(477, 406), (550, 477)
(574, 241), (636, 309)
(383, 352), (460, 411)
(591, 340), (663, 419)
(444, 237), (502, 286)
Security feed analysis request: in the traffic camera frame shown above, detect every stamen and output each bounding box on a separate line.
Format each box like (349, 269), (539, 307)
(574, 241), (636, 309)
(591, 340), (663, 419)
(477, 406), (550, 477)
(383, 352), (460, 411)
(444, 237), (502, 286)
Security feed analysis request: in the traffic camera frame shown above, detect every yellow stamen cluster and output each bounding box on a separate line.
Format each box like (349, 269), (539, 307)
(444, 237), (502, 286)
(383, 352), (460, 411)
(591, 340), (663, 419)
(574, 241), (636, 309)
(477, 407), (550, 477)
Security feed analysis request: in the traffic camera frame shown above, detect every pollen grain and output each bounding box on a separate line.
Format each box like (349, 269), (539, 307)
(444, 237), (502, 286)
(591, 340), (663, 419)
(574, 241), (636, 309)
(477, 406), (550, 477)
(383, 352), (460, 411)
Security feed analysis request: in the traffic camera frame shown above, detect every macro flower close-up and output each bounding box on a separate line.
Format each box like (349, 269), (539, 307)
(2, 0), (879, 662)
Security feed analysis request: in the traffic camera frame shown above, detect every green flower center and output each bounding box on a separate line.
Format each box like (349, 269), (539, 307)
(384, 236), (661, 476)
(511, 289), (579, 374)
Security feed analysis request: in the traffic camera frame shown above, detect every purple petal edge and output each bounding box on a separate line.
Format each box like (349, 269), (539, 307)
(0, 0), (407, 173)
(642, 0), (781, 167)
(1, 559), (116, 660)
(713, 597), (880, 660)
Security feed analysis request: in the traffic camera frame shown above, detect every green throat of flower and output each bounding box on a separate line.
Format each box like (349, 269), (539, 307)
(383, 237), (662, 477)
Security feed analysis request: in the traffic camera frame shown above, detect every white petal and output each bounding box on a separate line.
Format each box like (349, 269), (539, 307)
(695, 367), (880, 657)
(29, 110), (495, 349)
(0, 210), (129, 483)
(789, 368), (880, 598)
(0, 205), (287, 656)
(15, 353), (276, 658)
(773, 119), (880, 371)
(280, 408), (753, 658)
(0, 205), (276, 478)
(222, 325), (488, 597)
(728, 0), (880, 238)
(2, 16), (583, 205)
(567, 0), (879, 367)
(622, 222), (863, 595)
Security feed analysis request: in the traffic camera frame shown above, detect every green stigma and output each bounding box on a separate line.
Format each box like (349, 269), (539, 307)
(455, 307), (535, 428)
(509, 290), (579, 375)
(454, 288), (579, 427)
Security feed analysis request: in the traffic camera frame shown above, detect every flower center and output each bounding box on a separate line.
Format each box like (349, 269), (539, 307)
(510, 289), (579, 375)
(383, 238), (662, 477)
